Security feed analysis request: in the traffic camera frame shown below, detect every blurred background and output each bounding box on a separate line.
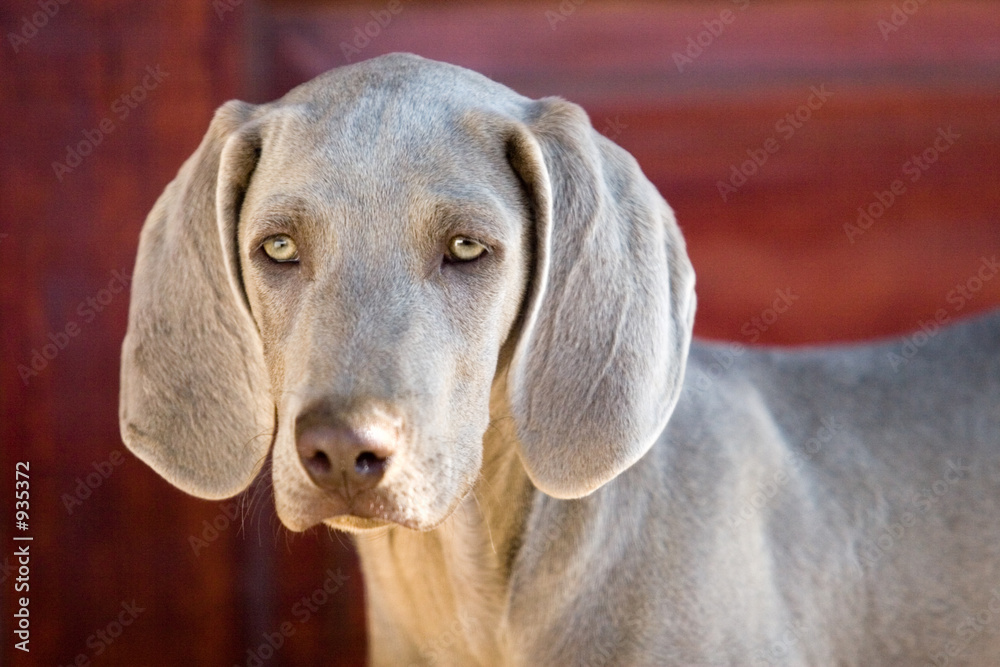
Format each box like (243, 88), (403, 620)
(1, 0), (998, 664)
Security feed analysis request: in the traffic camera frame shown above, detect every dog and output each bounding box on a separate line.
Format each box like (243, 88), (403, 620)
(120, 53), (1000, 665)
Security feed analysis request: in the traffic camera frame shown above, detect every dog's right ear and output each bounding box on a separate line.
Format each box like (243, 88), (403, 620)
(120, 100), (274, 500)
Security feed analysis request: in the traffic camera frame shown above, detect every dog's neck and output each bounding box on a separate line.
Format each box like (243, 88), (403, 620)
(353, 374), (534, 665)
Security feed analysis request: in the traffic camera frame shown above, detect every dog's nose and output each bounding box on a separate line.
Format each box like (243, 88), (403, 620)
(295, 421), (395, 497)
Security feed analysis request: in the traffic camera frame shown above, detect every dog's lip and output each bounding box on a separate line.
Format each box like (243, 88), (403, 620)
(276, 487), (429, 532)
(323, 515), (394, 532)
(310, 507), (426, 532)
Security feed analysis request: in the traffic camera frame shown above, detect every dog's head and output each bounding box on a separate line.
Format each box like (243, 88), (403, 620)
(120, 53), (695, 532)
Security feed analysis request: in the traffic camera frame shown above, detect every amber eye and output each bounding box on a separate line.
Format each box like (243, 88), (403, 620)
(447, 236), (487, 262)
(262, 234), (299, 262)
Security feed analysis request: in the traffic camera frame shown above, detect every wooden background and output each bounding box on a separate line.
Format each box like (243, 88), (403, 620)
(1, 1), (997, 665)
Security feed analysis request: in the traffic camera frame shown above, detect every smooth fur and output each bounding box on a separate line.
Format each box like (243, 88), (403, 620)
(120, 53), (1000, 666)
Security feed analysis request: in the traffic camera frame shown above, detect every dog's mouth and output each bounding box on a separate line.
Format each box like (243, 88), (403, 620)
(323, 516), (394, 532)
(274, 474), (478, 534)
(275, 487), (408, 532)
(274, 480), (467, 533)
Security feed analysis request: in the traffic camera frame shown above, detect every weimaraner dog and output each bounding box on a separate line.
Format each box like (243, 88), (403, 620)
(120, 53), (1000, 666)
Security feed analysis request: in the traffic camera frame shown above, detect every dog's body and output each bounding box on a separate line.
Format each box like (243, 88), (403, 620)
(120, 53), (1000, 666)
(361, 311), (1000, 666)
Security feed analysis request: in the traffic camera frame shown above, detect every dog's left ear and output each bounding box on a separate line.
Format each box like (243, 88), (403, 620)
(505, 98), (696, 499)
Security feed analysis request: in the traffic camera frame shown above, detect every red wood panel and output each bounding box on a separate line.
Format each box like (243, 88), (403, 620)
(1, 1), (362, 665)
(3, 1), (998, 666)
(264, 0), (1000, 345)
(0, 1), (249, 662)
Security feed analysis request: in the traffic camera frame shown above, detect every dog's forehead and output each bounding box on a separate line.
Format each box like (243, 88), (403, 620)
(241, 56), (529, 240)
(245, 119), (523, 233)
(267, 54), (527, 168)
(281, 53), (527, 122)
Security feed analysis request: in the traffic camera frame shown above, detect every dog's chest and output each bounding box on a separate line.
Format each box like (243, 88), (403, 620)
(356, 512), (512, 665)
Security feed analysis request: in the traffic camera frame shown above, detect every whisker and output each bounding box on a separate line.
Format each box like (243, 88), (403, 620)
(471, 489), (497, 554)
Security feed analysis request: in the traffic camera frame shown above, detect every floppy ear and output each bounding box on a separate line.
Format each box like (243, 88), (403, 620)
(505, 98), (697, 499)
(119, 100), (274, 500)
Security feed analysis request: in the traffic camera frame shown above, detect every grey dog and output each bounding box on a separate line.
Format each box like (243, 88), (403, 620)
(120, 53), (1000, 666)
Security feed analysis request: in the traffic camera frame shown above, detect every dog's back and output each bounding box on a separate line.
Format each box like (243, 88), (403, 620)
(507, 310), (1000, 666)
(741, 308), (1000, 666)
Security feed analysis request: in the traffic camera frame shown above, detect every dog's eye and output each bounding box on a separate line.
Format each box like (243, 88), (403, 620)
(262, 234), (299, 263)
(447, 236), (487, 262)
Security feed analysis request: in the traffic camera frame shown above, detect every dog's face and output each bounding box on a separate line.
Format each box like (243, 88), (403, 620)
(120, 53), (696, 532)
(238, 104), (530, 531)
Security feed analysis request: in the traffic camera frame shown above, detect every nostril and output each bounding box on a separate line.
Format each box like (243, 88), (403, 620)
(295, 414), (397, 495)
(355, 451), (387, 477)
(307, 450), (332, 474)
